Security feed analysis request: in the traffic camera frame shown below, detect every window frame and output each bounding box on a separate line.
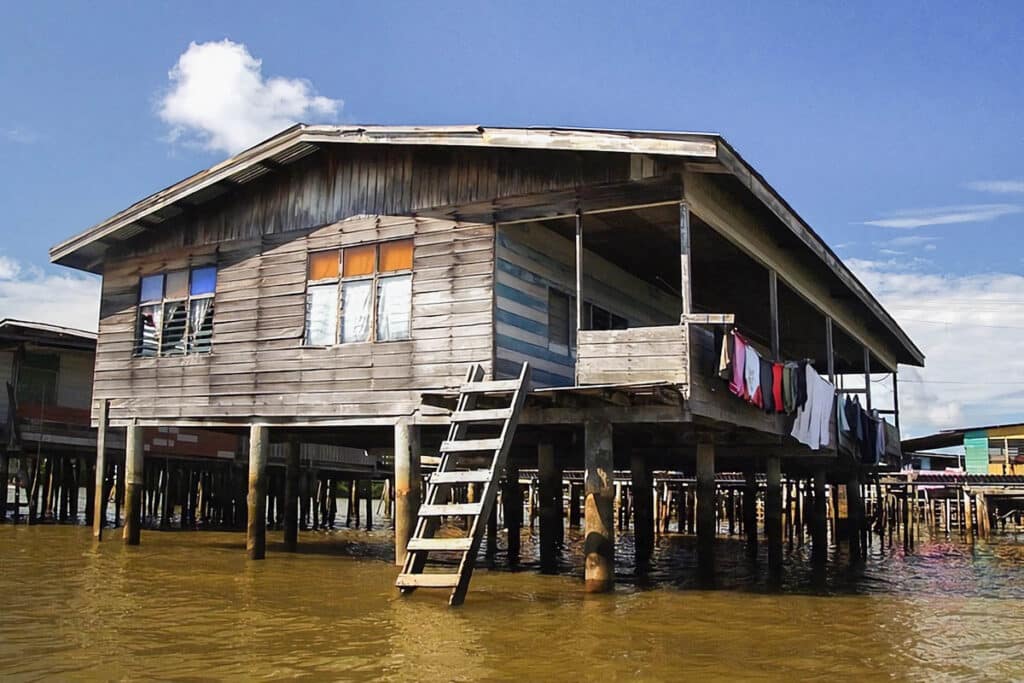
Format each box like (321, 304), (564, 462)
(134, 265), (217, 358)
(304, 239), (414, 347)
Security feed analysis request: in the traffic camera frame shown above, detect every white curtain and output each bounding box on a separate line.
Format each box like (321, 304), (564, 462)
(189, 297), (214, 352)
(306, 285), (338, 345)
(376, 275), (411, 341)
(342, 280), (372, 342)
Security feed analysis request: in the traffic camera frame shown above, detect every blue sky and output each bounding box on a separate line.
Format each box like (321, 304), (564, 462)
(1, 1), (1022, 436)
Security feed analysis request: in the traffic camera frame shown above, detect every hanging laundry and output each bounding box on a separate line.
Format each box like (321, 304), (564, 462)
(790, 364), (835, 450)
(718, 331), (732, 381)
(760, 356), (775, 413)
(772, 363), (785, 414)
(744, 343), (762, 407)
(795, 360), (809, 410)
(729, 333), (747, 399)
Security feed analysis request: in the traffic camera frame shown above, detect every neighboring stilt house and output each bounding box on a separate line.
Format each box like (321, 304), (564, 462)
(50, 125), (924, 590)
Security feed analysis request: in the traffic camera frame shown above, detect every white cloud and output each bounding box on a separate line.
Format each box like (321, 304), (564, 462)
(863, 203), (1021, 229)
(158, 40), (342, 155)
(0, 256), (99, 332)
(966, 180), (1024, 194)
(875, 235), (940, 249)
(2, 127), (39, 144)
(848, 258), (1024, 438)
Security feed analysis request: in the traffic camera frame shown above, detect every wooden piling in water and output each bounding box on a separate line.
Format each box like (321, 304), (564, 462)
(538, 441), (560, 574)
(584, 420), (614, 593)
(284, 438), (299, 552)
(123, 425), (144, 545)
(568, 481), (581, 528)
(812, 468), (827, 565)
(848, 472), (863, 562)
(246, 424), (268, 560)
(765, 456), (783, 580)
(696, 441), (716, 577)
(394, 420), (420, 566)
(631, 451), (653, 571)
(501, 462), (522, 567)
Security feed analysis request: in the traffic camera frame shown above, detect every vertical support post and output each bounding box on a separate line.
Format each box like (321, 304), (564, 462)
(812, 467), (828, 565)
(575, 211), (584, 355)
(501, 462), (522, 567)
(825, 318), (836, 384)
(122, 424), (144, 545)
(92, 399), (109, 538)
(863, 347), (872, 412)
(393, 419), (420, 566)
(538, 441), (559, 574)
(630, 450), (653, 571)
(568, 480), (581, 528)
(696, 440), (716, 580)
(246, 424), (268, 560)
(0, 449), (8, 523)
(679, 201), (692, 317)
(848, 470), (863, 562)
(765, 455), (783, 580)
(283, 437), (299, 552)
(768, 270), (780, 359)
(892, 371), (901, 435)
(743, 468), (758, 557)
(363, 479), (373, 531)
(584, 420), (614, 593)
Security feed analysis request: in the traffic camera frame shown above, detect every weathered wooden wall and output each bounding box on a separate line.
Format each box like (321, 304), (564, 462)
(55, 349), (94, 409)
(94, 215), (494, 426)
(576, 326), (687, 385)
(494, 222), (680, 387)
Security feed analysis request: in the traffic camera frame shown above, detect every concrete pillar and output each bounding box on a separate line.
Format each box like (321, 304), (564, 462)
(283, 438), (300, 552)
(538, 441), (560, 574)
(122, 425), (144, 545)
(394, 420), (420, 566)
(765, 455), (783, 579)
(246, 424), (268, 560)
(584, 420), (614, 593)
(812, 467), (828, 565)
(696, 441), (716, 578)
(743, 468), (758, 556)
(630, 450), (653, 571)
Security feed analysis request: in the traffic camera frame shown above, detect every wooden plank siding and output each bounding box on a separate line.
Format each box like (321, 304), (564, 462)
(93, 215), (495, 426)
(494, 221), (681, 387)
(576, 326), (687, 385)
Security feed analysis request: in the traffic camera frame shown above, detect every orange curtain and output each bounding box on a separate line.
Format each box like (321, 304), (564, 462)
(379, 239), (413, 272)
(308, 250), (340, 280)
(344, 244), (376, 277)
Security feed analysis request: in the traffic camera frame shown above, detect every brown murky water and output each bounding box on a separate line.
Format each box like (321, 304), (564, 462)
(2, 506), (1024, 681)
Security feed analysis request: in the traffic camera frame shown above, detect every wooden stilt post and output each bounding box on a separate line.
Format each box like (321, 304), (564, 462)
(538, 441), (559, 574)
(568, 480), (581, 528)
(812, 468), (827, 565)
(848, 471), (863, 562)
(696, 439), (716, 578)
(584, 420), (614, 593)
(246, 424), (268, 560)
(283, 438), (300, 552)
(0, 448), (8, 523)
(502, 462), (522, 567)
(92, 400), (109, 538)
(744, 468), (758, 557)
(394, 419), (420, 566)
(631, 450), (653, 571)
(363, 479), (373, 531)
(766, 455), (783, 580)
(122, 425), (144, 545)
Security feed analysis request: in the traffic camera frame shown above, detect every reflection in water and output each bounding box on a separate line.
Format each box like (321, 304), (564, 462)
(1, 514), (1023, 680)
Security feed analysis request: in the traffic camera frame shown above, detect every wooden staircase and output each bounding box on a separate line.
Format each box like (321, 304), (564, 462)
(396, 362), (530, 606)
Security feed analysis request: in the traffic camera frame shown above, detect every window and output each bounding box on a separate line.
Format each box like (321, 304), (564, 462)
(16, 352), (59, 406)
(583, 302), (628, 331)
(305, 239), (413, 345)
(548, 289), (571, 350)
(135, 265), (216, 357)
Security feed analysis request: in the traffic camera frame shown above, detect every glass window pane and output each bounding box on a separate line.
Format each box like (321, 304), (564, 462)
(188, 299), (215, 353)
(166, 270), (189, 299)
(308, 251), (339, 281)
(305, 285), (338, 346)
(591, 305), (611, 331)
(343, 245), (376, 277)
(161, 301), (189, 355)
(137, 304), (162, 357)
(548, 290), (570, 347)
(379, 239), (413, 272)
(140, 274), (164, 302)
(190, 266), (217, 296)
(376, 275), (411, 341)
(341, 280), (372, 343)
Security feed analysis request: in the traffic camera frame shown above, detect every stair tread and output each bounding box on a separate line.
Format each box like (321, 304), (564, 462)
(459, 379), (522, 393)
(451, 408), (513, 423)
(430, 469), (493, 484)
(396, 573), (461, 588)
(407, 537), (474, 551)
(441, 438), (503, 453)
(419, 502), (484, 517)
